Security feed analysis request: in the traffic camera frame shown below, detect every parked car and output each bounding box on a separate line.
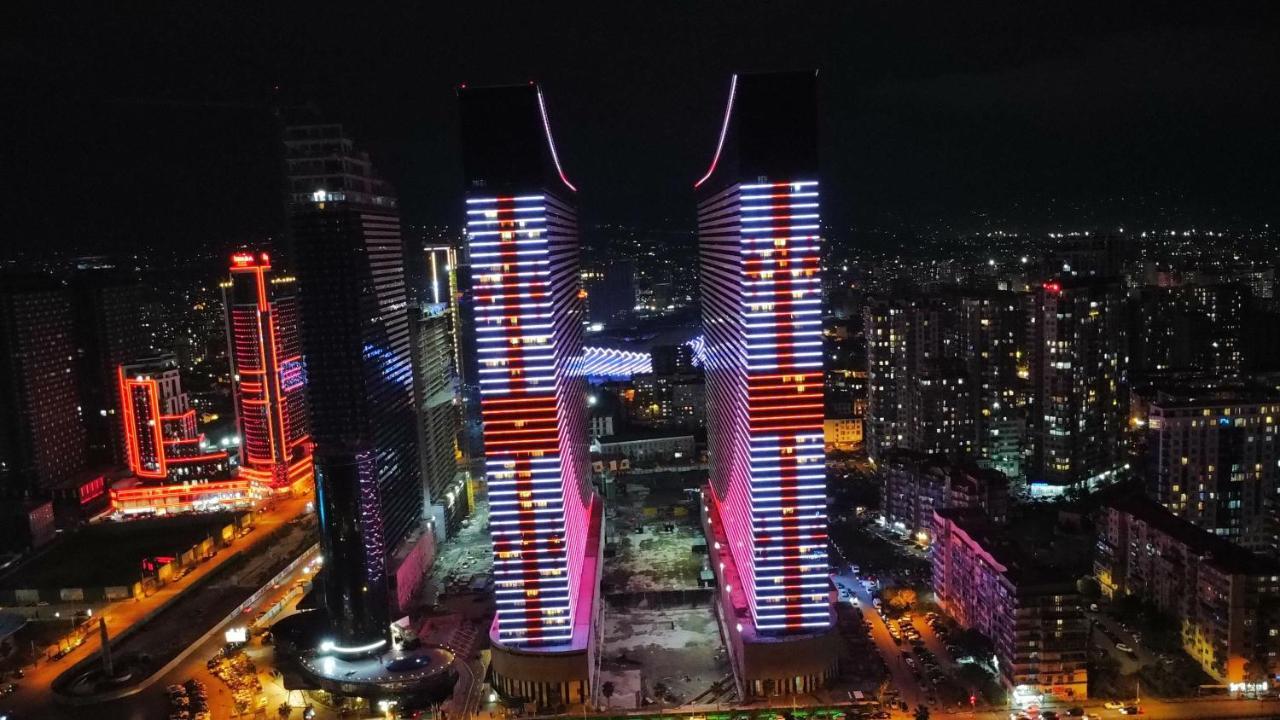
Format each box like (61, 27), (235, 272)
(1120, 707), (1140, 715)
(1115, 643), (1135, 654)
(1104, 701), (1126, 710)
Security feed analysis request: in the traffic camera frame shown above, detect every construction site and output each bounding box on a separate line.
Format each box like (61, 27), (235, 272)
(598, 470), (734, 710)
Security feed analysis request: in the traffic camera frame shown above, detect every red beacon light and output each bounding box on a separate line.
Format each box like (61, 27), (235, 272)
(1043, 281), (1062, 294)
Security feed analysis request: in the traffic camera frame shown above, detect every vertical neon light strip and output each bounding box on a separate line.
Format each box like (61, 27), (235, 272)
(741, 180), (829, 632)
(468, 195), (574, 646)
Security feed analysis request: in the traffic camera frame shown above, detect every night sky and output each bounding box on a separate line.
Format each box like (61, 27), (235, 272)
(4, 2), (1278, 255)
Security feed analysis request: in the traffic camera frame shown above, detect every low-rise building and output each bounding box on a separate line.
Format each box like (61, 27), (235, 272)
(882, 450), (1009, 537)
(590, 432), (696, 466)
(1095, 493), (1280, 682)
(932, 508), (1088, 701)
(823, 416), (862, 451)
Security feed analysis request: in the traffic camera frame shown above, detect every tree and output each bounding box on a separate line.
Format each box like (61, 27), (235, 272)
(602, 681), (615, 700)
(883, 587), (918, 611)
(1076, 576), (1101, 602)
(914, 704), (930, 720)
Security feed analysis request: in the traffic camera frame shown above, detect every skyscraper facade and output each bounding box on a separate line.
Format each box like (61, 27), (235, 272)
(958, 292), (1029, 479)
(412, 294), (466, 536)
(1031, 278), (1129, 491)
(1143, 388), (1280, 553)
(223, 251), (313, 495)
(290, 122), (421, 650)
(696, 71), (836, 697)
(459, 82), (601, 707)
(0, 273), (87, 497)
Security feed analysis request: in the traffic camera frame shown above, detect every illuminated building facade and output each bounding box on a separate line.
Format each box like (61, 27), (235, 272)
(932, 507), (1089, 700)
(1032, 278), (1128, 492)
(695, 71), (836, 697)
(958, 292), (1029, 479)
(290, 121), (421, 651)
(906, 359), (974, 460)
(1142, 388), (1280, 553)
(116, 355), (232, 512)
(222, 251), (313, 495)
(880, 449), (1009, 537)
(459, 82), (602, 707)
(1096, 493), (1280, 683)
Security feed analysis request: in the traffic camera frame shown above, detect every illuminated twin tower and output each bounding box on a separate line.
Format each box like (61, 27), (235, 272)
(461, 71), (834, 705)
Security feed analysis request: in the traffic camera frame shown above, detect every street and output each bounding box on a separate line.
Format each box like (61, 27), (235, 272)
(0, 494), (313, 720)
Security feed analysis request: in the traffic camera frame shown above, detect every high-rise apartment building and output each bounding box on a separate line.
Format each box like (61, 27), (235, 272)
(958, 292), (1029, 478)
(864, 293), (966, 462)
(906, 359), (974, 460)
(1134, 283), (1245, 379)
(412, 296), (466, 536)
(1142, 387), (1280, 553)
(0, 273), (87, 497)
(69, 267), (148, 468)
(1096, 493), (1280, 682)
(932, 508), (1089, 701)
(222, 252), (313, 495)
(290, 122), (422, 650)
(459, 82), (602, 707)
(864, 298), (906, 460)
(1031, 278), (1129, 492)
(696, 71), (836, 697)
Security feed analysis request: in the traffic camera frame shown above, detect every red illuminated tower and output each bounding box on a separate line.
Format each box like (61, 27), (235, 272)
(696, 71), (836, 697)
(223, 252), (313, 495)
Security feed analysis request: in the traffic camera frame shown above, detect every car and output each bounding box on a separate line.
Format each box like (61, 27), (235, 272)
(1120, 707), (1140, 715)
(1066, 708), (1085, 717)
(1104, 701), (1126, 710)
(1042, 712), (1060, 720)
(0, 686), (14, 698)
(1115, 643), (1134, 654)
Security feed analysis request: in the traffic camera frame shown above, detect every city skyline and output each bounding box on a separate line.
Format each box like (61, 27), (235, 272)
(5, 5), (1280, 719)
(5, 2), (1280, 258)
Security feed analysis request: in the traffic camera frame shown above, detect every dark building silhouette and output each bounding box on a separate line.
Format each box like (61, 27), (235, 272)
(0, 273), (87, 497)
(69, 267), (148, 468)
(288, 122), (421, 650)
